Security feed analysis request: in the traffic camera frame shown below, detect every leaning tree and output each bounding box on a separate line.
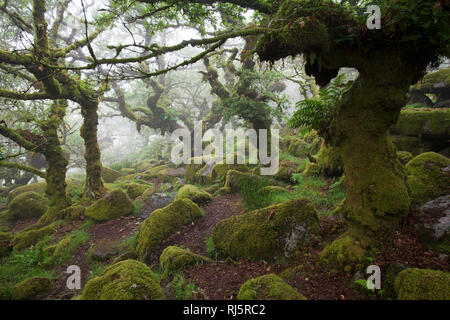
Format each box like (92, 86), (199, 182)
(135, 0), (450, 266)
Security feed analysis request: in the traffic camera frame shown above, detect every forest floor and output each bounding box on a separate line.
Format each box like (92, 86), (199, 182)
(5, 183), (447, 300)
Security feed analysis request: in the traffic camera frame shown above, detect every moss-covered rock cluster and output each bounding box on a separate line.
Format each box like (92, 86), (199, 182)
(394, 268), (450, 300)
(406, 152), (449, 205)
(159, 246), (212, 274)
(175, 184), (212, 205)
(212, 198), (319, 261)
(136, 199), (203, 262)
(237, 274), (306, 300)
(80, 260), (165, 300)
(85, 189), (134, 221)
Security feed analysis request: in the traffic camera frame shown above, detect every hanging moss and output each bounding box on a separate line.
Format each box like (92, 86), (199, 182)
(394, 268), (450, 300)
(237, 274), (306, 300)
(136, 199), (203, 262)
(85, 189), (134, 221)
(80, 260), (165, 300)
(175, 184), (212, 205)
(406, 152), (449, 205)
(212, 198), (319, 261)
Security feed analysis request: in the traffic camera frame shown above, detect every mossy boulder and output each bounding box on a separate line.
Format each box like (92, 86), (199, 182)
(136, 199), (203, 262)
(212, 198), (319, 261)
(394, 268), (450, 300)
(175, 184), (212, 205)
(143, 165), (171, 180)
(316, 143), (344, 177)
(159, 246), (212, 274)
(12, 222), (58, 251)
(85, 189), (134, 221)
(11, 277), (53, 300)
(392, 108), (450, 141)
(274, 160), (301, 182)
(319, 233), (366, 270)
(101, 167), (123, 183)
(0, 231), (13, 257)
(80, 259), (165, 300)
(406, 152), (450, 205)
(210, 163), (249, 181)
(237, 274), (306, 300)
(8, 191), (48, 220)
(224, 170), (268, 193)
(286, 138), (308, 158)
(60, 205), (85, 221)
(257, 186), (290, 197)
(125, 183), (148, 199)
(120, 168), (136, 175)
(397, 151), (414, 165)
(8, 182), (46, 202)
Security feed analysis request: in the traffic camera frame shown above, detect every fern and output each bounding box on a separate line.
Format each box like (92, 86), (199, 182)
(288, 74), (348, 135)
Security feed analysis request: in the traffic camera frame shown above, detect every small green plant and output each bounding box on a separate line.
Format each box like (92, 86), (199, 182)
(169, 273), (197, 300)
(205, 236), (221, 260)
(119, 233), (137, 252)
(132, 199), (144, 215)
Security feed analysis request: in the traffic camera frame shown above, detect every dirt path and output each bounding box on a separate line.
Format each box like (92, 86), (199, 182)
(147, 194), (244, 267)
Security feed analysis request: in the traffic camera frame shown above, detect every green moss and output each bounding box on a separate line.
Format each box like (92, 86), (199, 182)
(120, 168), (136, 175)
(316, 142), (344, 177)
(382, 263), (407, 300)
(136, 199), (203, 262)
(159, 246), (212, 274)
(0, 231), (13, 258)
(8, 191), (48, 220)
(392, 108), (450, 140)
(80, 259), (165, 300)
(394, 268), (450, 300)
(85, 189), (134, 221)
(302, 162), (320, 177)
(224, 170), (267, 193)
(175, 184), (212, 205)
(101, 166), (123, 183)
(397, 151), (414, 165)
(279, 265), (304, 280)
(60, 205), (85, 221)
(319, 233), (366, 270)
(212, 198), (319, 261)
(8, 182), (46, 202)
(125, 183), (148, 199)
(286, 138), (308, 158)
(210, 163), (249, 181)
(143, 165), (171, 180)
(406, 152), (449, 205)
(237, 274), (306, 300)
(412, 69), (450, 91)
(274, 160), (302, 182)
(11, 276), (53, 300)
(12, 222), (59, 251)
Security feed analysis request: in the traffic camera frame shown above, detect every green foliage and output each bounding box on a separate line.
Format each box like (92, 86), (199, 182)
(205, 236), (222, 260)
(288, 74), (348, 135)
(168, 273), (197, 300)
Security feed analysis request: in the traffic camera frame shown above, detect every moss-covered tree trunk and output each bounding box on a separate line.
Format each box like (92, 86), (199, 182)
(321, 52), (425, 266)
(39, 100), (71, 223)
(80, 101), (105, 199)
